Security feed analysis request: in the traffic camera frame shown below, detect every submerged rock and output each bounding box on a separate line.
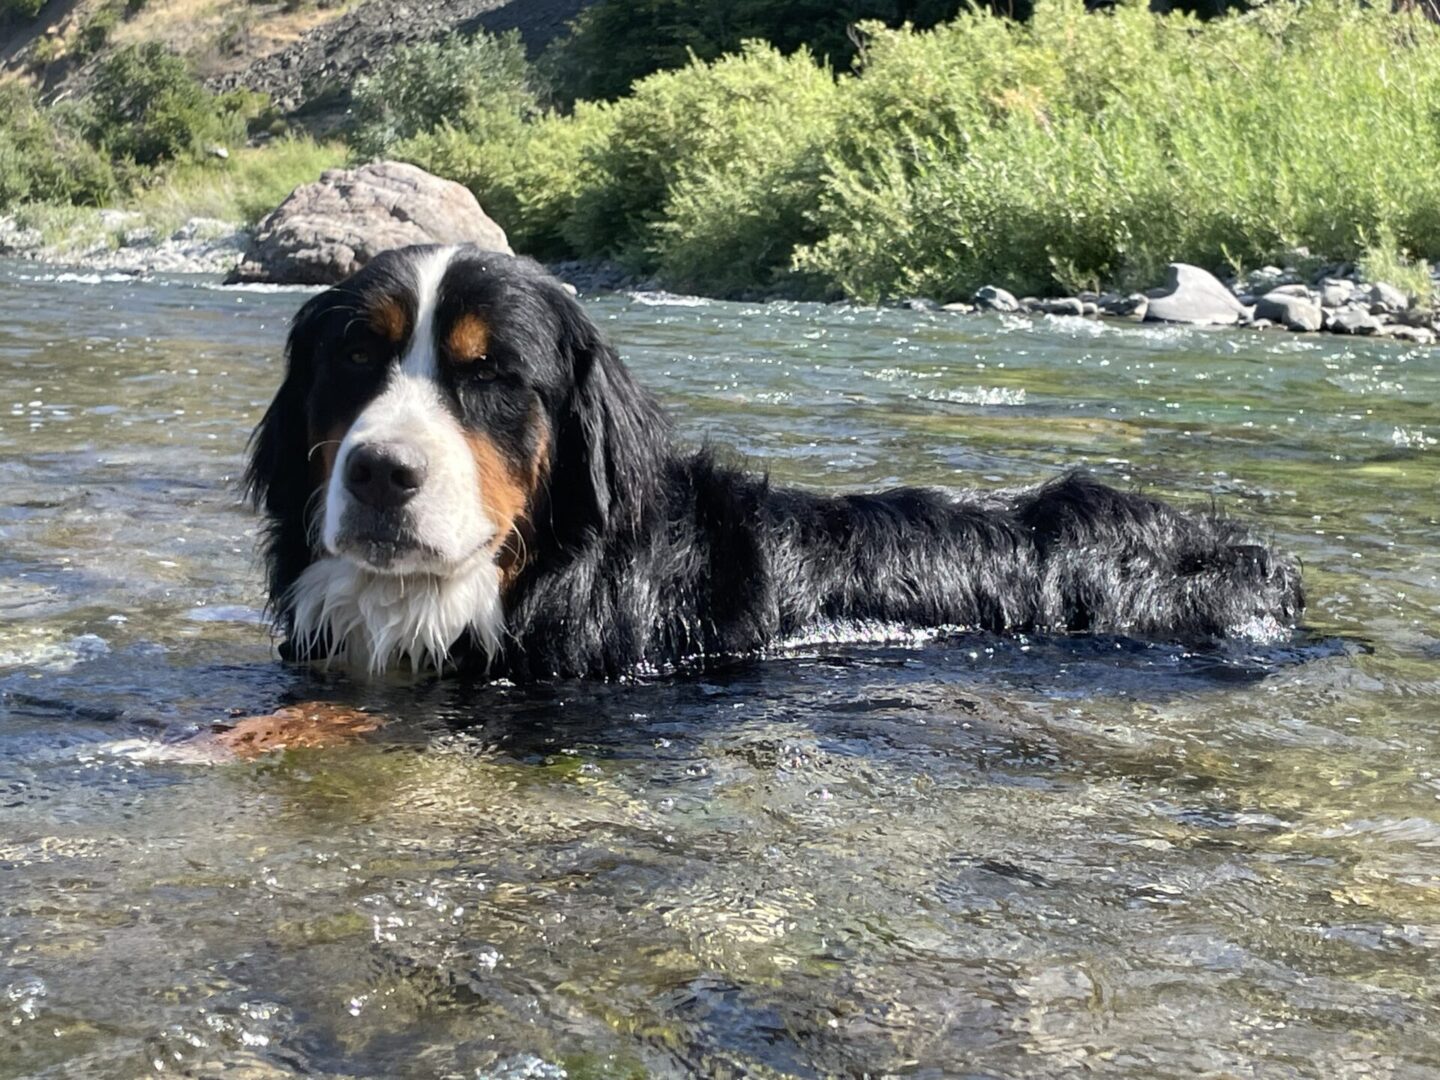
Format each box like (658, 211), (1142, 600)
(226, 161), (512, 286)
(1145, 263), (1247, 325)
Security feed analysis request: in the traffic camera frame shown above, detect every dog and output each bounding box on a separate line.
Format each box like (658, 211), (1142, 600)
(245, 245), (1304, 682)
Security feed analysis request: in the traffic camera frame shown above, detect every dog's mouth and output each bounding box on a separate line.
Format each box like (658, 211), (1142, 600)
(329, 511), (494, 577)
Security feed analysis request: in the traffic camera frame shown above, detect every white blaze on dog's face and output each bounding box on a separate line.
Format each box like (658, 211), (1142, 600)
(322, 247), (492, 574)
(279, 246), (556, 673)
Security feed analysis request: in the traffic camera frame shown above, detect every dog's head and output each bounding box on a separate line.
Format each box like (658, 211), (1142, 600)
(246, 246), (667, 670)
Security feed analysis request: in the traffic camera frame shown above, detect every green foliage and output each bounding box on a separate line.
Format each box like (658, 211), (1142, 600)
(797, 0), (1440, 300)
(129, 135), (347, 230)
(543, 0), (968, 104)
(349, 31), (538, 159)
(393, 103), (614, 259)
(88, 44), (256, 167)
(582, 43), (842, 293)
(1359, 227), (1435, 308)
(75, 4), (121, 60)
(0, 84), (117, 209)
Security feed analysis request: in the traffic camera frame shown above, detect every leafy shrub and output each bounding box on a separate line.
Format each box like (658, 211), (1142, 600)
(544, 0), (970, 104)
(88, 44), (256, 167)
(0, 85), (116, 209)
(75, 4), (121, 60)
(393, 103), (614, 259)
(349, 31), (538, 159)
(592, 43), (842, 293)
(796, 0), (1440, 300)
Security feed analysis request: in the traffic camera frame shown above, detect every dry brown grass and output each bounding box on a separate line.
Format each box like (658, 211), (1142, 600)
(112, 0), (352, 77)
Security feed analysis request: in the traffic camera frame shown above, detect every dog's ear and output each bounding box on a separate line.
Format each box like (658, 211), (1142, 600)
(245, 291), (332, 605)
(546, 282), (669, 540)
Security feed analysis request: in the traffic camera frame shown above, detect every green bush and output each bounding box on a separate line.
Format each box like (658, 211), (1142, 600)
(88, 44), (254, 168)
(75, 5), (121, 60)
(796, 0), (1440, 300)
(349, 31), (538, 159)
(393, 103), (614, 259)
(0, 85), (117, 209)
(544, 0), (970, 104)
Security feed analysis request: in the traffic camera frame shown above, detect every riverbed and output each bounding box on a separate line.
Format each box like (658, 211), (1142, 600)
(1, 261), (1437, 1078)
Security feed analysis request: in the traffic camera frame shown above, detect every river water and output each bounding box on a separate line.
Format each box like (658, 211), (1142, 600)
(1, 260), (1437, 1078)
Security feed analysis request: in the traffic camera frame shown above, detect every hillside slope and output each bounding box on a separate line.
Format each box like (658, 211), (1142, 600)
(3, 0), (590, 121)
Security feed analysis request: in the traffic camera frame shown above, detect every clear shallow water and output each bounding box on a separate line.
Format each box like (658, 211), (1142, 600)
(1, 261), (1437, 1079)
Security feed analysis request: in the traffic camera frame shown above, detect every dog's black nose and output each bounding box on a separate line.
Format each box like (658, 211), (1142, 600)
(344, 442), (428, 509)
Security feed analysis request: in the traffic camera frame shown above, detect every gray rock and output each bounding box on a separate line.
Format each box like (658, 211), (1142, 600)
(1098, 292), (1148, 320)
(1247, 265), (1284, 290)
(973, 285), (1020, 313)
(1254, 290), (1323, 332)
(1368, 281), (1410, 314)
(1082, 301), (1099, 317)
(901, 297), (939, 311)
(1326, 308), (1383, 335)
(1249, 318), (1275, 331)
(0, 216), (43, 255)
(226, 161), (512, 286)
(1266, 283), (1315, 300)
(940, 301), (976, 314)
(1394, 306), (1438, 328)
(1145, 263), (1248, 325)
(1380, 323), (1436, 345)
(1035, 297), (1086, 316)
(1319, 278), (1357, 308)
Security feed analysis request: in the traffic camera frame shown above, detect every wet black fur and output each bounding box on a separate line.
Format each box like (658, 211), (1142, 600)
(247, 247), (1304, 680)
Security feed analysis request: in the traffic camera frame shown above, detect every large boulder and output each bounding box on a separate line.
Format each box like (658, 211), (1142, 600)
(226, 161), (512, 286)
(1144, 263), (1247, 325)
(1254, 289), (1323, 332)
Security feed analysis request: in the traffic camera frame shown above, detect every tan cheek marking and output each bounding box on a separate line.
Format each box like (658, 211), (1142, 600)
(368, 296), (408, 344)
(467, 434), (529, 550)
(446, 313), (490, 362)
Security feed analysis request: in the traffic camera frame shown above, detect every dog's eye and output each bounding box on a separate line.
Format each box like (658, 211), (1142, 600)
(348, 348), (372, 367)
(472, 358), (498, 382)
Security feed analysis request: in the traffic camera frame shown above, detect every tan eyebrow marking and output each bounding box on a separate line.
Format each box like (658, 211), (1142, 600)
(446, 313), (491, 362)
(367, 295), (408, 344)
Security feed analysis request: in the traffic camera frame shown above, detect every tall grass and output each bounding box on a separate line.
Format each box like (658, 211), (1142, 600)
(127, 136), (346, 231)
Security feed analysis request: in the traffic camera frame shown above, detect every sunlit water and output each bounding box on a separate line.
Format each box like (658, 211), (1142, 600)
(1, 261), (1437, 1079)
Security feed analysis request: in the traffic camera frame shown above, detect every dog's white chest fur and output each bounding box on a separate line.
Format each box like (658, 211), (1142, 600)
(287, 556), (502, 673)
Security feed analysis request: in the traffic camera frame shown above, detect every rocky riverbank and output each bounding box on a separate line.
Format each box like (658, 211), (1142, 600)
(949, 260), (1440, 345)
(0, 212), (249, 277)
(3, 208), (1437, 348)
